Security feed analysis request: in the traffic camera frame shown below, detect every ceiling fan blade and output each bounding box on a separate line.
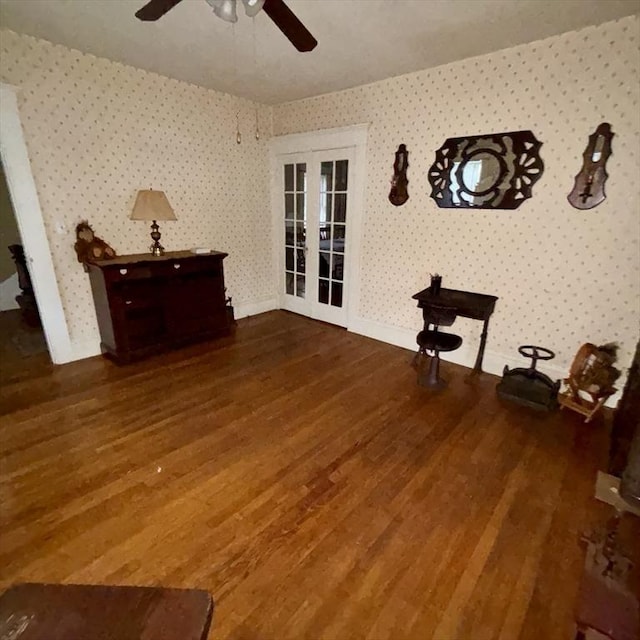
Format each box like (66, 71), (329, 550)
(135, 0), (184, 21)
(262, 0), (317, 52)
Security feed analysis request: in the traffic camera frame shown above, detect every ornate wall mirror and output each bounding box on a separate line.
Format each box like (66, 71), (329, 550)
(428, 130), (544, 209)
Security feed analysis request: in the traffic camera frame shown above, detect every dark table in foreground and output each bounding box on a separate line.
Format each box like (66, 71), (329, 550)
(412, 286), (498, 374)
(0, 583), (213, 640)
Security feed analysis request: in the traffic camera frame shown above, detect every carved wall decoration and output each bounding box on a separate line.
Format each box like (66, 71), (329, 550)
(428, 130), (544, 209)
(567, 122), (614, 210)
(388, 144), (409, 206)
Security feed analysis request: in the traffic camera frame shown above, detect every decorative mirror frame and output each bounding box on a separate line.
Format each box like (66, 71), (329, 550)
(567, 122), (614, 210)
(428, 130), (544, 210)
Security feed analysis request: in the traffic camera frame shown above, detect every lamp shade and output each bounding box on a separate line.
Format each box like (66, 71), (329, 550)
(130, 189), (177, 222)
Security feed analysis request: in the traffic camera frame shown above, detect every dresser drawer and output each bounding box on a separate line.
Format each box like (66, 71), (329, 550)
(103, 264), (156, 282)
(164, 256), (223, 278)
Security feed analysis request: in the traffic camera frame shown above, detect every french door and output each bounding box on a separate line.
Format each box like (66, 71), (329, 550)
(278, 148), (355, 327)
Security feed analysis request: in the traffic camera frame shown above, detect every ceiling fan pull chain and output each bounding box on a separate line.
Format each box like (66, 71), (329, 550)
(252, 18), (260, 141)
(232, 22), (241, 144)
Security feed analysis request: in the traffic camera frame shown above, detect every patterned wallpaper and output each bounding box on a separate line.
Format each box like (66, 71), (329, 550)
(273, 16), (640, 375)
(0, 29), (274, 352)
(0, 16), (638, 375)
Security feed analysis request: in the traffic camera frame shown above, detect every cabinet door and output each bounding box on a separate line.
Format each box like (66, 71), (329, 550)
(112, 279), (168, 351)
(166, 269), (226, 340)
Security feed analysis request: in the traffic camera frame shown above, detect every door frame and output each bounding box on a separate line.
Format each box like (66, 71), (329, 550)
(269, 124), (369, 328)
(0, 82), (73, 364)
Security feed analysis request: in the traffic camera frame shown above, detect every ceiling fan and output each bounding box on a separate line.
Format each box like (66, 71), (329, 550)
(135, 0), (318, 52)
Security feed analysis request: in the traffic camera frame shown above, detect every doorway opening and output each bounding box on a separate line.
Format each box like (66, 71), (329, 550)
(271, 125), (368, 329)
(0, 82), (73, 369)
(0, 160), (50, 380)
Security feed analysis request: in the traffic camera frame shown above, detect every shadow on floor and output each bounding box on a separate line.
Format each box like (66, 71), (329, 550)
(0, 308), (51, 384)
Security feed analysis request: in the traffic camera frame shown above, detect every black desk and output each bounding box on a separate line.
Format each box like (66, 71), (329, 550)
(412, 286), (498, 374)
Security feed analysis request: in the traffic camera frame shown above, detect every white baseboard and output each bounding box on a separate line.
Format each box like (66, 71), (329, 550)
(58, 305), (622, 410)
(347, 316), (621, 409)
(234, 297), (277, 319)
(72, 338), (102, 362)
(62, 297), (279, 364)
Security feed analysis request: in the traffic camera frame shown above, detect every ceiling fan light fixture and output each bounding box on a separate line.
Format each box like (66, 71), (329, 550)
(206, 0), (238, 23)
(242, 0), (265, 17)
(136, 0), (318, 52)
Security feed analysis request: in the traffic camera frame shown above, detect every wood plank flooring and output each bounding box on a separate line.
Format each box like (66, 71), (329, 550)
(0, 310), (636, 639)
(0, 309), (50, 386)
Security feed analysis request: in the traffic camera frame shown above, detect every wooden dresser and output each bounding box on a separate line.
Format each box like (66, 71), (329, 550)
(87, 250), (231, 364)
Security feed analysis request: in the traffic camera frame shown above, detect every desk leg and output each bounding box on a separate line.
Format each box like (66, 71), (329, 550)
(473, 317), (490, 374)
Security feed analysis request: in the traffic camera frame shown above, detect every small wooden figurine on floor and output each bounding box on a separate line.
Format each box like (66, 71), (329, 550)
(74, 221), (116, 266)
(559, 342), (620, 423)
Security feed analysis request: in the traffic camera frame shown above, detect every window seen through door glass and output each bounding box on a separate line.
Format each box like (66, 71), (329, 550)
(317, 159), (348, 308)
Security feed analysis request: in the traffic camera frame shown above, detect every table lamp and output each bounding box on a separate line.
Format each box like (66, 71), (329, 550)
(130, 189), (177, 256)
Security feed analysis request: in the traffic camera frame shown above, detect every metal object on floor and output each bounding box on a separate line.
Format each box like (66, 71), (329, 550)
(575, 514), (638, 640)
(496, 345), (560, 410)
(594, 472), (640, 518)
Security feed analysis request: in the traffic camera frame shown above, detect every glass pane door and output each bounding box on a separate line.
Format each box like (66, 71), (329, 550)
(284, 162), (306, 299)
(279, 148), (354, 328)
(318, 159), (348, 309)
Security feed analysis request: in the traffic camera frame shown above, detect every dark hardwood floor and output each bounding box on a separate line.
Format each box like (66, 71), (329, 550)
(0, 308), (50, 385)
(0, 310), (636, 639)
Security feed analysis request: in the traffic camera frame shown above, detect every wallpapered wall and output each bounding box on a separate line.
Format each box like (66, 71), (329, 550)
(0, 29), (274, 356)
(273, 16), (640, 378)
(0, 17), (638, 376)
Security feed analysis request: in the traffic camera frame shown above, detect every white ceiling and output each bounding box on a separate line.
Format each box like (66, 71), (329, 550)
(1, 0), (638, 104)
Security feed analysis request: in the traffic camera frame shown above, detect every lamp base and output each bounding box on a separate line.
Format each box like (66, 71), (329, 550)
(149, 220), (164, 257)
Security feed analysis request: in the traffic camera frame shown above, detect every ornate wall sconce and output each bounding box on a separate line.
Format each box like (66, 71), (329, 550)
(567, 123), (614, 210)
(389, 144), (409, 206)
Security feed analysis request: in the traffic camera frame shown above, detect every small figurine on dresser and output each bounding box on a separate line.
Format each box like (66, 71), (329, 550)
(74, 221), (116, 266)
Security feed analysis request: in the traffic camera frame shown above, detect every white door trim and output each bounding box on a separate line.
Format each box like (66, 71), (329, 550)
(0, 82), (73, 364)
(269, 124), (369, 329)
